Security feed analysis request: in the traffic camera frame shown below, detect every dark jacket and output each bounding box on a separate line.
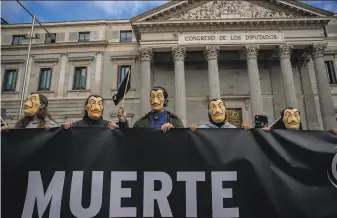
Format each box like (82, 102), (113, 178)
(133, 111), (184, 128)
(73, 116), (129, 129)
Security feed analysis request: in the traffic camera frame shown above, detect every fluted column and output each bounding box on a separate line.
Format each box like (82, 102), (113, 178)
(309, 43), (336, 130)
(278, 44), (298, 108)
(172, 46), (187, 126)
(58, 54), (68, 97)
(242, 45), (263, 117)
(204, 45), (221, 99)
(138, 48), (153, 116)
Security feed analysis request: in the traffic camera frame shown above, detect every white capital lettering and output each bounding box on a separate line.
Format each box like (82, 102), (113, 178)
(69, 171), (103, 218)
(143, 172), (173, 217)
(177, 172), (205, 217)
(21, 171), (65, 218)
(211, 172), (239, 218)
(109, 171), (137, 217)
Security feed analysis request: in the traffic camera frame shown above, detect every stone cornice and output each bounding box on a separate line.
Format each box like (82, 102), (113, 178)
(1, 41), (108, 50)
(133, 17), (334, 26)
(1, 20), (129, 29)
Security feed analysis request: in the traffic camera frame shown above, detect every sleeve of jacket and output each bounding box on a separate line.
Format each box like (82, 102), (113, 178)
(174, 117), (185, 128)
(116, 120), (129, 129)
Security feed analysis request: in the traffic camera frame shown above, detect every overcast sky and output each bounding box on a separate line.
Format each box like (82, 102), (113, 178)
(1, 1), (336, 24)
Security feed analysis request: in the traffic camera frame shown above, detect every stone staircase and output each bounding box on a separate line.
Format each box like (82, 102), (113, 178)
(1, 99), (84, 127)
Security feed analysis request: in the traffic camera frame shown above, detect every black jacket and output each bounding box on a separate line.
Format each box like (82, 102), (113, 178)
(133, 111), (184, 128)
(72, 116), (129, 129)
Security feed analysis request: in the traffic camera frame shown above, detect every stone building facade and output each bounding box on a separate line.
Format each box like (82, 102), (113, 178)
(1, 0), (337, 129)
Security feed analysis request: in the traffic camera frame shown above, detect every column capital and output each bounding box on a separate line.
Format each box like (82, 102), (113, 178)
(204, 45), (220, 60)
(278, 44), (293, 59)
(138, 47), (153, 61)
(309, 43), (327, 59)
(242, 45), (259, 59)
(171, 46), (186, 61)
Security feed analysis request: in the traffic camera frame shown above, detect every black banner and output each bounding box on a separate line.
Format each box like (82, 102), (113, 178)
(2, 128), (337, 218)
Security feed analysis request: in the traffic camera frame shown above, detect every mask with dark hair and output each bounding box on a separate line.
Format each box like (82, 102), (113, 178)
(17, 93), (56, 128)
(281, 107), (301, 130)
(84, 94), (104, 120)
(208, 98), (226, 124)
(149, 86), (168, 112)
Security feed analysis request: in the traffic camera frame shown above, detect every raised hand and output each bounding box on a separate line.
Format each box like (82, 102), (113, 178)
(118, 106), (126, 121)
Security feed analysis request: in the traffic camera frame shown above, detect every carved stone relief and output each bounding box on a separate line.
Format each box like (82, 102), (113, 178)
(138, 48), (153, 61)
(171, 46), (186, 61)
(204, 45), (220, 60)
(309, 43), (327, 59)
(169, 0), (293, 20)
(278, 44), (293, 59)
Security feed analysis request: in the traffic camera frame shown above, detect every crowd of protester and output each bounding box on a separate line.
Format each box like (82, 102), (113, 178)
(1, 87), (337, 135)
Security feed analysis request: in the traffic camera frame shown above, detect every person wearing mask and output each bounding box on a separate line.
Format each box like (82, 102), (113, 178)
(133, 86), (184, 132)
(14, 93), (58, 129)
(189, 98), (249, 130)
(63, 94), (129, 129)
(263, 107), (302, 131)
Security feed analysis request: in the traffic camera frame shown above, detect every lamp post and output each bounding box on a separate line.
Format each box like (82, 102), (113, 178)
(17, 15), (35, 122)
(15, 0), (55, 122)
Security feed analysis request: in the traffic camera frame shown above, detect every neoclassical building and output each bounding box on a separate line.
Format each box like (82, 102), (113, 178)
(1, 0), (337, 129)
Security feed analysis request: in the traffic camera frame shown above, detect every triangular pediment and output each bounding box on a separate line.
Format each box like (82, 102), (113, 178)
(168, 1), (295, 20)
(131, 0), (334, 22)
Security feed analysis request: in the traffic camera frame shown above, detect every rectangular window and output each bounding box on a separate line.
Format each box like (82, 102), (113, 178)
(120, 30), (132, 43)
(45, 33), (56, 44)
(325, 61), (337, 84)
(2, 69), (17, 92)
(78, 32), (90, 42)
(73, 67), (87, 90)
(117, 65), (131, 87)
(38, 68), (52, 90)
(12, 35), (24, 45)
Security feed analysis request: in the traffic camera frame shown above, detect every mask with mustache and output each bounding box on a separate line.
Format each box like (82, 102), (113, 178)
(86, 96), (103, 120)
(23, 94), (41, 116)
(282, 108), (301, 130)
(208, 99), (226, 123)
(150, 90), (165, 112)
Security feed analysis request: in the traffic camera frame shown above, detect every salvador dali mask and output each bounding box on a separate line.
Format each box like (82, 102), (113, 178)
(209, 99), (226, 123)
(86, 96), (103, 120)
(150, 89), (165, 112)
(23, 94), (41, 116)
(282, 108), (301, 130)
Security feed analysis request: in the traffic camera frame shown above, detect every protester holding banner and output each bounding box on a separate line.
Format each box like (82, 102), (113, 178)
(263, 107), (302, 131)
(63, 94), (129, 129)
(189, 98), (249, 130)
(14, 93), (58, 129)
(133, 86), (184, 132)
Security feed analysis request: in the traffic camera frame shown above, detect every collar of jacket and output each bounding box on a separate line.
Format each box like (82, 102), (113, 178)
(83, 116), (103, 124)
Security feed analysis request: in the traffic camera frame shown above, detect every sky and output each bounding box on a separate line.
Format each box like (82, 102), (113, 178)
(1, 1), (336, 24)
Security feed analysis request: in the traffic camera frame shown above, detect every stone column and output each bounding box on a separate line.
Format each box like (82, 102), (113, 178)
(138, 47), (153, 116)
(172, 46), (187, 126)
(94, 52), (103, 95)
(309, 43), (336, 130)
(242, 45), (264, 117)
(204, 45), (221, 99)
(57, 54), (68, 97)
(278, 44), (298, 108)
